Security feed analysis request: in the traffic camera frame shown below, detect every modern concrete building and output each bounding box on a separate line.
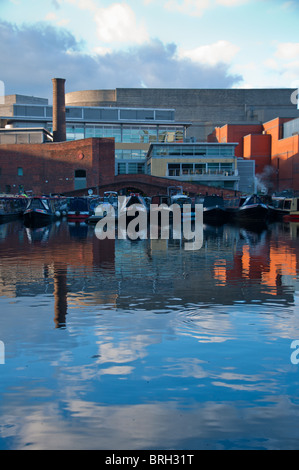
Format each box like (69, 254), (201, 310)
(146, 142), (239, 190)
(65, 87), (299, 141)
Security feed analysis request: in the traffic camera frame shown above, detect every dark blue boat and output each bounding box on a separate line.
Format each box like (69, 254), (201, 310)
(23, 196), (68, 227)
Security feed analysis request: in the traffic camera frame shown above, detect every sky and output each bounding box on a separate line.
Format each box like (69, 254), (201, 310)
(0, 0), (299, 101)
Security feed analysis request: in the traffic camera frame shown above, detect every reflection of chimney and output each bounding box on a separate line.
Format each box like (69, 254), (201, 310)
(52, 78), (66, 142)
(54, 264), (68, 328)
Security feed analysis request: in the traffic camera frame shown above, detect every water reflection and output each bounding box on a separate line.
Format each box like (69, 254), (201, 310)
(0, 220), (299, 449)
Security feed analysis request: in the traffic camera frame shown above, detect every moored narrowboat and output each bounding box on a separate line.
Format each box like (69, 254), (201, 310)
(282, 197), (299, 222)
(23, 196), (67, 227)
(0, 195), (28, 222)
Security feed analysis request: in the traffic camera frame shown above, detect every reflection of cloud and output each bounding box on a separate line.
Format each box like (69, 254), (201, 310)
(99, 366), (134, 376)
(2, 395), (299, 449)
(97, 340), (148, 365)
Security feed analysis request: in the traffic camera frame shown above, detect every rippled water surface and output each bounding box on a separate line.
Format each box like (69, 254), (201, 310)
(1, 219), (299, 449)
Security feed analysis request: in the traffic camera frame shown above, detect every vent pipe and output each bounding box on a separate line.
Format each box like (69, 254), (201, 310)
(52, 78), (66, 142)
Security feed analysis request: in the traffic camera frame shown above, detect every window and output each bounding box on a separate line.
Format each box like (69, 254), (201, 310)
(74, 169), (87, 190)
(195, 164), (206, 174)
(18, 167), (23, 176)
(182, 164), (193, 175)
(128, 163), (145, 174)
(117, 163), (127, 175)
(168, 164), (181, 177)
(75, 169), (86, 178)
(220, 163), (233, 175)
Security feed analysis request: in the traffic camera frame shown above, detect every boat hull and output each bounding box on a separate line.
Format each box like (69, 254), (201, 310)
(67, 212), (90, 223)
(23, 209), (54, 227)
(237, 204), (269, 221)
(283, 214), (299, 222)
(203, 207), (228, 224)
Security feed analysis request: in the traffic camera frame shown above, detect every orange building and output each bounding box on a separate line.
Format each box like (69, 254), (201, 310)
(211, 117), (299, 193)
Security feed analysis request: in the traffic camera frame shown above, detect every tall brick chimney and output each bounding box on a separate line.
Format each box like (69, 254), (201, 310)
(52, 78), (66, 142)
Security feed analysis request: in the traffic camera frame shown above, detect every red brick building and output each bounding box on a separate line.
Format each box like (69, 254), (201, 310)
(210, 117), (299, 193)
(0, 136), (115, 195)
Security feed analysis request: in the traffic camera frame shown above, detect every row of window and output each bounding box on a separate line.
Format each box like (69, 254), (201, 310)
(150, 145), (235, 158)
(115, 149), (148, 160)
(66, 125), (185, 144)
(117, 163), (146, 175)
(167, 163), (234, 177)
(14, 105), (176, 122)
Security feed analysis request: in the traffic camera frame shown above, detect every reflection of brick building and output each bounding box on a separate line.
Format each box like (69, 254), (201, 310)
(210, 117), (299, 193)
(0, 136), (115, 195)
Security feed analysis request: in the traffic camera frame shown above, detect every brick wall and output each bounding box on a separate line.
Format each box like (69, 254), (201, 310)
(0, 137), (115, 195)
(66, 174), (239, 198)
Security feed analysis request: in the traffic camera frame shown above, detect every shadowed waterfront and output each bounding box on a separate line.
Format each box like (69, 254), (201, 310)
(0, 219), (299, 449)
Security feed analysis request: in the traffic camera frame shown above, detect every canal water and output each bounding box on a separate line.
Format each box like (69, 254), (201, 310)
(0, 219), (299, 450)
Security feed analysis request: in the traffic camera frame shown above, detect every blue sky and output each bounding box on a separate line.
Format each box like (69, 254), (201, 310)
(1, 0), (299, 99)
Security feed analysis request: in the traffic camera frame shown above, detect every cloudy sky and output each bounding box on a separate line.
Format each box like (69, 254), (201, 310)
(0, 0), (299, 100)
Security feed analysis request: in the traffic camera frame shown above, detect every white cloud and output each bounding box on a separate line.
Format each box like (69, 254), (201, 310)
(94, 3), (149, 44)
(62, 0), (149, 44)
(275, 42), (299, 60)
(179, 40), (240, 66)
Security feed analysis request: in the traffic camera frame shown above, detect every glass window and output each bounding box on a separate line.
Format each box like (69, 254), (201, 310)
(182, 164), (193, 175)
(168, 164), (181, 177)
(136, 110), (154, 120)
(84, 108), (102, 120)
(18, 167), (23, 176)
(155, 110), (175, 121)
(101, 109), (118, 120)
(207, 146), (220, 156)
(85, 126), (95, 138)
(168, 147), (181, 156)
(219, 147), (234, 156)
(74, 127), (84, 140)
(195, 164), (206, 174)
(127, 163), (145, 174)
(46, 107), (52, 118)
(25, 106), (45, 117)
(66, 107), (82, 119)
(220, 163), (233, 174)
(117, 163), (127, 175)
(120, 109), (137, 120)
(207, 163), (220, 174)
